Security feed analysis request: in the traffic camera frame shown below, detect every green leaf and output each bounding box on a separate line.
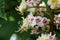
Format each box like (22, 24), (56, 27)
(9, 16), (15, 22)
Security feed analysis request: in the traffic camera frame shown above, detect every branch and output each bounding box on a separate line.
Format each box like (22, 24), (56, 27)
(29, 6), (46, 8)
(55, 10), (60, 13)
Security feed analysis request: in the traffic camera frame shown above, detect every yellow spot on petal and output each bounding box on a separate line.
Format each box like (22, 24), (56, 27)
(51, 0), (58, 4)
(40, 37), (45, 40)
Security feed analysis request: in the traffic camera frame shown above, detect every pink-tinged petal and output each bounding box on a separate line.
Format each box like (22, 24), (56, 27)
(32, 0), (40, 4)
(56, 21), (60, 24)
(28, 17), (34, 23)
(50, 36), (53, 40)
(27, 0), (32, 4)
(56, 17), (60, 24)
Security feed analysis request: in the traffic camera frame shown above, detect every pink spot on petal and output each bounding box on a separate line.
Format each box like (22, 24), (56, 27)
(36, 18), (41, 23)
(31, 18), (34, 22)
(43, 19), (47, 24)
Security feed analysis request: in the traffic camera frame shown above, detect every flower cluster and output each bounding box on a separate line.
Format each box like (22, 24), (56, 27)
(15, 0), (60, 15)
(27, 13), (50, 27)
(18, 13), (50, 32)
(15, 0), (46, 15)
(37, 32), (56, 40)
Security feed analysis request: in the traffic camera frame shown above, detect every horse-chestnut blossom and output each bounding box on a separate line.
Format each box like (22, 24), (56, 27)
(47, 0), (60, 9)
(27, 13), (50, 27)
(56, 14), (60, 25)
(37, 32), (56, 40)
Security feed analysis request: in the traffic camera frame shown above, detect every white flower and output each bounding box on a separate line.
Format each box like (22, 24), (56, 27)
(20, 24), (29, 32)
(36, 17), (50, 27)
(37, 36), (46, 40)
(19, 17), (29, 32)
(31, 25), (39, 34)
(27, 0), (32, 4)
(26, 13), (50, 27)
(27, 12), (34, 18)
(36, 32), (56, 40)
(58, 14), (60, 17)
(47, 0), (60, 9)
(27, 13), (36, 27)
(27, 0), (40, 6)
(36, 16), (42, 23)
(10, 34), (17, 40)
(27, 8), (36, 14)
(39, 2), (46, 7)
(36, 16), (44, 27)
(38, 2), (46, 16)
(37, 34), (49, 40)
(42, 17), (50, 25)
(26, 0), (33, 7)
(16, 0), (27, 15)
(54, 14), (60, 25)
(32, 0), (40, 6)
(55, 14), (60, 24)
